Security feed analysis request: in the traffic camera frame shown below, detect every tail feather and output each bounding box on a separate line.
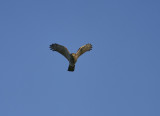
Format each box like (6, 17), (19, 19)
(68, 65), (75, 72)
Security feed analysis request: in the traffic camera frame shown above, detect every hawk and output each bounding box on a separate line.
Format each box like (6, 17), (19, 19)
(50, 43), (92, 72)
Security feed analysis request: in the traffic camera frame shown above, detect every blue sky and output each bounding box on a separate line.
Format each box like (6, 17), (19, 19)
(0, 0), (160, 116)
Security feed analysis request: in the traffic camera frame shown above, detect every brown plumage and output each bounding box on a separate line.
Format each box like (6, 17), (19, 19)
(50, 43), (92, 72)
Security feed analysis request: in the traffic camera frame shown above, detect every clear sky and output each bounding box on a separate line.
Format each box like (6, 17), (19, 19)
(0, 0), (160, 116)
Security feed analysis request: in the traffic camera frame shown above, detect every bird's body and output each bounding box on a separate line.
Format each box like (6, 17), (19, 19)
(50, 43), (92, 72)
(68, 53), (78, 71)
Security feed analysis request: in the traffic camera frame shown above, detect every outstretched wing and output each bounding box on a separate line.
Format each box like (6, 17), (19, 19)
(50, 43), (70, 61)
(76, 43), (92, 58)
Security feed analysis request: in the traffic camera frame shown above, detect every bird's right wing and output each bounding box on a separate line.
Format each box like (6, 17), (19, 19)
(50, 43), (70, 61)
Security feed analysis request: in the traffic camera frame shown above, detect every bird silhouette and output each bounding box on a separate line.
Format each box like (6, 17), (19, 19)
(50, 43), (92, 71)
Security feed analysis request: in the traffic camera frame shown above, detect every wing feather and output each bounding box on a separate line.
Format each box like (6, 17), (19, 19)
(76, 44), (92, 58)
(50, 43), (70, 61)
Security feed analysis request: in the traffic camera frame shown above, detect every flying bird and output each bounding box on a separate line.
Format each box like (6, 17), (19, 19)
(50, 43), (92, 72)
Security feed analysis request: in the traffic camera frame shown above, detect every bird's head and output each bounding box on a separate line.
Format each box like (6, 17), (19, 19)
(70, 53), (77, 60)
(71, 53), (76, 57)
(70, 53), (77, 63)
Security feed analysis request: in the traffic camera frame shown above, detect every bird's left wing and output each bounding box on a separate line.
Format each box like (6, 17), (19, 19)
(50, 43), (70, 61)
(76, 43), (92, 58)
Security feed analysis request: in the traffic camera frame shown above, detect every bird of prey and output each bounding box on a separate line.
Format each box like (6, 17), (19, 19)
(50, 43), (92, 72)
